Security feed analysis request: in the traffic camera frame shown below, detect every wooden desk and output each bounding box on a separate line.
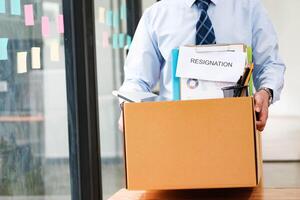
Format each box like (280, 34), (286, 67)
(108, 188), (300, 200)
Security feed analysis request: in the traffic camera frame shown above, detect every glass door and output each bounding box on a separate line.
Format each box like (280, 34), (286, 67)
(94, 0), (130, 198)
(94, 0), (157, 199)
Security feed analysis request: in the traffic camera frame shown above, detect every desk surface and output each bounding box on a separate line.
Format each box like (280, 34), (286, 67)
(108, 188), (300, 200)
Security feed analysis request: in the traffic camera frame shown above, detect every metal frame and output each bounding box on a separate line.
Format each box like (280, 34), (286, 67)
(126, 0), (142, 37)
(63, 0), (102, 199)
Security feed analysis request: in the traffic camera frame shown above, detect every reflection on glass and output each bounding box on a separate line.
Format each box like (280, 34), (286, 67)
(94, 0), (128, 199)
(0, 0), (71, 199)
(95, 0), (157, 198)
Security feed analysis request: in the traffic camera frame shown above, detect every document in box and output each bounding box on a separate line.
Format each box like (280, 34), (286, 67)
(180, 79), (233, 100)
(176, 46), (246, 82)
(176, 46), (247, 100)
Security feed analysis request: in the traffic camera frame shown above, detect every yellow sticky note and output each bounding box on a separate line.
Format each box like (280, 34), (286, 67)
(31, 47), (41, 69)
(98, 7), (105, 23)
(17, 52), (27, 74)
(50, 41), (60, 61)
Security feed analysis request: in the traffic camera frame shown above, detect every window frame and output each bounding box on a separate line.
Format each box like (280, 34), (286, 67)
(63, 0), (103, 199)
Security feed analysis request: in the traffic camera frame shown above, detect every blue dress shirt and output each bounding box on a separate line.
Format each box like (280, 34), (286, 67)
(119, 0), (286, 103)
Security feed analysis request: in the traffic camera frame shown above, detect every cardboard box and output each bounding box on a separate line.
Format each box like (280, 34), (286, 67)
(123, 97), (262, 190)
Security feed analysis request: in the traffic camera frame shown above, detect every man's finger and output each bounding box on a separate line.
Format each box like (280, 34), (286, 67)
(256, 122), (264, 132)
(256, 122), (265, 132)
(256, 117), (267, 131)
(254, 95), (263, 113)
(256, 107), (268, 131)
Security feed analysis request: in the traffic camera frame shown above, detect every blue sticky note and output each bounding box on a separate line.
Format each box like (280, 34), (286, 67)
(0, 0), (6, 13)
(0, 38), (8, 60)
(126, 35), (132, 48)
(11, 0), (21, 15)
(106, 10), (113, 26)
(119, 33), (125, 48)
(112, 34), (118, 49)
(113, 12), (119, 28)
(120, 3), (126, 20)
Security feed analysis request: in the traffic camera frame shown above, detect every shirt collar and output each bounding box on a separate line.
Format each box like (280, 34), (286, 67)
(186, 0), (218, 8)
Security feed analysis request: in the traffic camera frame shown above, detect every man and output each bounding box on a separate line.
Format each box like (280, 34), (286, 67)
(119, 0), (285, 132)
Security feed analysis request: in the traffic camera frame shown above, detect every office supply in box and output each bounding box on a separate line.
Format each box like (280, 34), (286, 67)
(112, 90), (170, 103)
(172, 49), (181, 101)
(222, 85), (249, 98)
(172, 44), (254, 100)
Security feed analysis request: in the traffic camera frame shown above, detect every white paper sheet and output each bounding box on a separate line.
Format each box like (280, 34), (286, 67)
(180, 78), (234, 100)
(176, 46), (246, 82)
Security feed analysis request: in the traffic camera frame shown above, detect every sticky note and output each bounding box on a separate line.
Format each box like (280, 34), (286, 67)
(0, 0), (6, 13)
(0, 38), (8, 60)
(17, 52), (27, 74)
(10, 0), (21, 15)
(50, 41), (60, 61)
(112, 34), (118, 49)
(119, 33), (125, 48)
(113, 12), (119, 28)
(120, 3), (127, 20)
(126, 35), (132, 48)
(57, 14), (64, 33)
(106, 10), (113, 26)
(42, 16), (50, 37)
(31, 47), (41, 69)
(0, 81), (8, 92)
(98, 7), (105, 23)
(24, 4), (34, 26)
(102, 31), (109, 48)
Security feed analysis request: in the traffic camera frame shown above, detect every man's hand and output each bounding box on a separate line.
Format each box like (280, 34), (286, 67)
(254, 90), (270, 132)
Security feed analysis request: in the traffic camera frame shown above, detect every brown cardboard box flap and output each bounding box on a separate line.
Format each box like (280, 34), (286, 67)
(124, 97), (260, 190)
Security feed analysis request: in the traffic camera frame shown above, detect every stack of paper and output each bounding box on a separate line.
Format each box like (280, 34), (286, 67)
(172, 44), (253, 100)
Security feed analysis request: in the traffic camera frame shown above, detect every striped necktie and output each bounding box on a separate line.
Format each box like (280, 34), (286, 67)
(195, 0), (216, 45)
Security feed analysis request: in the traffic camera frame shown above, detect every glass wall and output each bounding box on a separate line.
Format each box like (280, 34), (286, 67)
(94, 0), (156, 198)
(94, 0), (127, 199)
(0, 0), (71, 199)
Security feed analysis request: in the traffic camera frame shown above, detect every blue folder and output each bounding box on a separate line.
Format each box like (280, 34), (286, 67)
(171, 49), (180, 100)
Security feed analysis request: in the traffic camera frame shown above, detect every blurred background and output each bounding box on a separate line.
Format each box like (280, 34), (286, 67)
(0, 0), (299, 199)
(0, 0), (70, 199)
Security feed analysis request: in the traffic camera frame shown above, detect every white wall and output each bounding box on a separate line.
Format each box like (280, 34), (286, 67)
(262, 0), (300, 117)
(262, 0), (300, 160)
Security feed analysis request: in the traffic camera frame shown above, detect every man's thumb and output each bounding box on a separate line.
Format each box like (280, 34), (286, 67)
(255, 96), (262, 113)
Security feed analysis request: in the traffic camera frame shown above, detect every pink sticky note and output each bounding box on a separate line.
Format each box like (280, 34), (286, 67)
(24, 4), (34, 26)
(41, 16), (50, 37)
(102, 31), (109, 48)
(57, 14), (64, 34)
